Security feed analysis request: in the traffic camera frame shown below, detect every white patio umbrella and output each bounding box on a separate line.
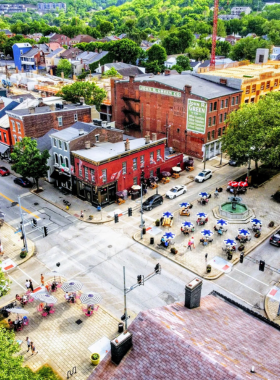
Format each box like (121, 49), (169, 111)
(80, 292), (102, 305)
(172, 167), (182, 172)
(6, 307), (29, 316)
(61, 280), (83, 293)
(131, 185), (141, 190)
(34, 293), (57, 304)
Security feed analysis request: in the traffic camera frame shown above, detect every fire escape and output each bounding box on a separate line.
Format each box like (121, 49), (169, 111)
(121, 95), (141, 130)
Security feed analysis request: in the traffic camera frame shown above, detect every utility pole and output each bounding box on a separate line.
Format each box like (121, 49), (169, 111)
(140, 183), (144, 239)
(18, 196), (28, 253)
(122, 264), (161, 330)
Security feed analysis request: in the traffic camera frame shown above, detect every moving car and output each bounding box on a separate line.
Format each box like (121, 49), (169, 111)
(0, 167), (10, 176)
(14, 177), (33, 187)
(142, 194), (163, 211)
(270, 230), (280, 247)
(166, 185), (187, 199)
(195, 170), (212, 183)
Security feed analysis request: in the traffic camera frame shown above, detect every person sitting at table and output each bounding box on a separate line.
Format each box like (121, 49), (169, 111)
(44, 305), (51, 315)
(65, 292), (70, 302)
(70, 293), (75, 303)
(87, 305), (92, 315)
(51, 282), (57, 292)
(161, 236), (166, 244)
(8, 319), (14, 328)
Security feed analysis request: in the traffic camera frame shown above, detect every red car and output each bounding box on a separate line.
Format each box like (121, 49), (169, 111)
(0, 166), (10, 176)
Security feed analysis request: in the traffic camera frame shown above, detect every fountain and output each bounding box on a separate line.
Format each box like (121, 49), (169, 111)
(219, 195), (250, 220)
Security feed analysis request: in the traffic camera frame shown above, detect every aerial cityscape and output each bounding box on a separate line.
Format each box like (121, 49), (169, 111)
(0, 0), (280, 379)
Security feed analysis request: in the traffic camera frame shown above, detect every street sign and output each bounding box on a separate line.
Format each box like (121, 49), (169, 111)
(187, 99), (207, 134)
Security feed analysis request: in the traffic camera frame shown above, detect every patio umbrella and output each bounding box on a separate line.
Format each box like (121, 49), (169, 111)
(216, 219), (228, 227)
(6, 307), (29, 316)
(80, 292), (102, 305)
(201, 229), (213, 237)
(163, 212), (173, 218)
(162, 171), (171, 177)
(224, 239), (236, 246)
(172, 167), (182, 172)
(231, 181), (239, 188)
(131, 185), (141, 190)
(197, 212), (207, 219)
(34, 293), (57, 304)
(182, 221), (193, 228)
(163, 232), (175, 239)
(239, 181), (248, 187)
(199, 192), (209, 198)
(238, 228), (250, 236)
(251, 218), (262, 225)
(228, 181), (234, 186)
(179, 202), (190, 208)
(61, 280), (83, 293)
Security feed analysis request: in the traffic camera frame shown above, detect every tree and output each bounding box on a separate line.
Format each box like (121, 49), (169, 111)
(98, 21), (114, 36)
(11, 138), (50, 191)
(57, 82), (107, 110)
(145, 60), (163, 74)
(217, 19), (227, 37)
(56, 59), (72, 78)
(230, 37), (271, 62)
(102, 67), (122, 77)
(162, 28), (193, 55)
(109, 38), (142, 64)
(38, 36), (49, 44)
(186, 46), (210, 61)
(147, 44), (167, 65)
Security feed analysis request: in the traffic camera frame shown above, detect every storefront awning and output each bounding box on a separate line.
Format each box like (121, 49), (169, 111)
(0, 143), (9, 154)
(59, 173), (71, 183)
(50, 170), (60, 179)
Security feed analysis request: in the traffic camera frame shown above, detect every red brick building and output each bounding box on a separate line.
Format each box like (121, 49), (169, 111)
(72, 135), (183, 206)
(111, 74), (242, 159)
(0, 117), (12, 158)
(49, 33), (71, 47)
(6, 103), (92, 146)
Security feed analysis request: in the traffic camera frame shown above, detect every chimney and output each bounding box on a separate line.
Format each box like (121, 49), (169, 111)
(85, 141), (90, 149)
(49, 103), (55, 111)
(19, 97), (23, 103)
(151, 133), (157, 142)
(0, 99), (4, 110)
(29, 106), (36, 114)
(111, 331), (133, 365)
(129, 75), (135, 83)
(80, 96), (85, 105)
(184, 278), (202, 309)
(79, 129), (84, 135)
(124, 138), (130, 151)
(145, 133), (150, 144)
(164, 69), (171, 76)
(184, 85), (192, 95)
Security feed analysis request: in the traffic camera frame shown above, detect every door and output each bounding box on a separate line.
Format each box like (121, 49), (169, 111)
(108, 183), (116, 204)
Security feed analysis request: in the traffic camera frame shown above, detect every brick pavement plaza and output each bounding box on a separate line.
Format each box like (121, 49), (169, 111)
(135, 174), (280, 278)
(9, 289), (119, 380)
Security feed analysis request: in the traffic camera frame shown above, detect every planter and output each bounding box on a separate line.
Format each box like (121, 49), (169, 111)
(269, 221), (274, 228)
(227, 253), (232, 260)
(89, 215), (93, 220)
(238, 245), (245, 251)
(91, 353), (100, 366)
(20, 251), (27, 259)
(206, 264), (211, 273)
(155, 220), (160, 227)
(170, 248), (178, 254)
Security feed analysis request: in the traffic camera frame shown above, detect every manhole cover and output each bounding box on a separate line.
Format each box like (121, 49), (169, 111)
(108, 245), (112, 248)
(75, 319), (83, 325)
(34, 202), (39, 206)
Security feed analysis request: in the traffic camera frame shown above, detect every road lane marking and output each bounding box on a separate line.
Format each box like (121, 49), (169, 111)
(233, 268), (270, 286)
(214, 283), (254, 307)
(224, 275), (263, 295)
(7, 274), (26, 290)
(0, 191), (39, 219)
(17, 267), (39, 285)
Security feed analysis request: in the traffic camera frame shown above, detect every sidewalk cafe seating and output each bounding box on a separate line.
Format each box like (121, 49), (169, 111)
(160, 177), (170, 184)
(199, 238), (213, 246)
(214, 225), (227, 235)
(196, 218), (208, 226)
(150, 182), (158, 189)
(172, 173), (180, 179)
(161, 216), (173, 227)
(180, 208), (190, 216)
(236, 235), (251, 243)
(115, 197), (125, 205)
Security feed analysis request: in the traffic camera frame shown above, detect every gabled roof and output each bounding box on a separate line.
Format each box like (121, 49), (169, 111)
(50, 122), (98, 141)
(60, 47), (82, 59)
(46, 47), (64, 58)
(21, 47), (39, 58)
(70, 35), (96, 43)
(102, 62), (144, 76)
(35, 128), (57, 151)
(88, 294), (280, 380)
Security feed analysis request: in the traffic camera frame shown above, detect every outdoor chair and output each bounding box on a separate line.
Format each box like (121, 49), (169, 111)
(49, 309), (55, 314)
(41, 312), (48, 317)
(28, 297), (34, 303)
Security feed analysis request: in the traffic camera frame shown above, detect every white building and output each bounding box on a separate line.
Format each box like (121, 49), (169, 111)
(270, 47), (280, 60)
(231, 6), (251, 15)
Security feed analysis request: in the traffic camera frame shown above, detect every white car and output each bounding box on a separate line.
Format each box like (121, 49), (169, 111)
(166, 185), (187, 199)
(195, 170), (212, 183)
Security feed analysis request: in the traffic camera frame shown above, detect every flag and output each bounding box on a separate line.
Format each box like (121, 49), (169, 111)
(151, 159), (156, 165)
(111, 172), (117, 180)
(99, 174), (104, 179)
(116, 169), (122, 179)
(79, 159), (83, 169)
(158, 155), (164, 162)
(71, 165), (74, 173)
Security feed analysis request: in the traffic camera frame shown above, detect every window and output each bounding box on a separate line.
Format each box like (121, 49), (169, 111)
(157, 149), (161, 161)
(219, 114), (223, 123)
(208, 117), (212, 127)
(122, 161), (127, 174)
(218, 128), (221, 136)
(252, 85), (256, 93)
(260, 82), (264, 90)
(133, 177), (137, 185)
(207, 132), (210, 141)
(18, 136), (22, 141)
(150, 170), (153, 177)
(221, 100), (224, 109)
(224, 113), (227, 121)
(235, 96), (239, 105)
(58, 140), (62, 149)
(225, 99), (228, 107)
(90, 169), (95, 182)
(16, 122), (21, 133)
(177, 128), (180, 133)
(266, 81), (270, 89)
(212, 130), (215, 139)
(79, 166), (82, 177)
(65, 157), (69, 168)
(222, 127), (226, 134)
(274, 80), (278, 87)
(150, 152), (154, 163)
(20, 50), (23, 55)
(64, 142), (68, 151)
(3, 133), (7, 143)
(140, 155), (144, 167)
(95, 134), (100, 143)
(133, 158), (137, 170)
(60, 155), (64, 165)
(245, 99), (249, 103)
(250, 98), (255, 103)
(210, 103), (213, 112)
(84, 167), (88, 180)
(11, 120), (15, 131)
(58, 116), (63, 127)
(53, 138), (57, 147)
(245, 86), (250, 94)
(213, 102), (217, 110)
(231, 97), (234, 106)
(102, 169), (107, 182)
(13, 134), (17, 143)
(54, 153), (58, 164)
(74, 114), (78, 122)
(213, 116), (216, 125)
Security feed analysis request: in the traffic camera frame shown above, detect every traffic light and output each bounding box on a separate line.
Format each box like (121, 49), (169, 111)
(259, 260), (265, 272)
(128, 208), (132, 217)
(114, 214), (119, 223)
(155, 263), (161, 274)
(32, 218), (37, 228)
(137, 275), (144, 285)
(43, 226), (48, 237)
(240, 252), (244, 263)
(20, 234), (24, 240)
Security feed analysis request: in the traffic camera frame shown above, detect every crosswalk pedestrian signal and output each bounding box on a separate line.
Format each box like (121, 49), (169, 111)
(137, 275), (144, 285)
(128, 208), (132, 217)
(240, 252), (244, 263)
(32, 218), (37, 228)
(43, 226), (48, 237)
(259, 260), (265, 272)
(114, 214), (119, 223)
(154, 263), (161, 274)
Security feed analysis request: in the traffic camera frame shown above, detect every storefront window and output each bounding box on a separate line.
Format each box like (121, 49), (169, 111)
(133, 177), (137, 185)
(133, 158), (137, 171)
(102, 169), (107, 182)
(122, 162), (127, 174)
(90, 169), (95, 182)
(84, 167), (88, 180)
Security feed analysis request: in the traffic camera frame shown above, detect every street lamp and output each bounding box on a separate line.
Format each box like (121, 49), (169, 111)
(122, 264), (161, 330)
(18, 196), (28, 253)
(140, 183), (145, 239)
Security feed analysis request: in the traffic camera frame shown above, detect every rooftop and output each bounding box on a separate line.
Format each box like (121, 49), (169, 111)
(21, 47), (39, 58)
(35, 128), (57, 151)
(102, 62), (145, 76)
(72, 137), (165, 163)
(7, 103), (90, 117)
(89, 294), (280, 380)
(50, 122), (99, 141)
(46, 47), (65, 58)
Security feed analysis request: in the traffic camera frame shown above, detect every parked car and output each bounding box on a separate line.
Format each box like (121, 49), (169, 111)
(195, 170), (212, 183)
(270, 230), (280, 247)
(14, 177), (33, 187)
(143, 194), (163, 211)
(228, 159), (237, 166)
(0, 166), (10, 176)
(271, 191), (280, 203)
(166, 185), (187, 199)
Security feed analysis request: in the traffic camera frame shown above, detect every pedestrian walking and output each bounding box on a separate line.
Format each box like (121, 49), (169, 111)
(41, 274), (44, 286)
(26, 337), (31, 352)
(80, 211), (84, 219)
(190, 237), (195, 249)
(205, 253), (208, 262)
(25, 279), (30, 290)
(31, 342), (38, 355)
(29, 280), (34, 292)
(187, 240), (192, 250)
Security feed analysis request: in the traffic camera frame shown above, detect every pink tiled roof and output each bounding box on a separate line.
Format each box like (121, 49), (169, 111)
(88, 295), (280, 380)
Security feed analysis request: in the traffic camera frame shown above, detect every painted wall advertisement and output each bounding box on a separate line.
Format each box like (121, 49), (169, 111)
(187, 99), (207, 134)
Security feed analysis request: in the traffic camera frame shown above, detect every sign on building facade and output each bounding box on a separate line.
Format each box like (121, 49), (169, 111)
(187, 99), (207, 134)
(139, 85), (181, 98)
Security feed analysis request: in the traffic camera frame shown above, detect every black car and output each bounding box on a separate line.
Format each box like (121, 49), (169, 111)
(14, 177), (33, 188)
(272, 191), (280, 203)
(142, 194), (163, 211)
(270, 230), (280, 247)
(228, 159), (237, 166)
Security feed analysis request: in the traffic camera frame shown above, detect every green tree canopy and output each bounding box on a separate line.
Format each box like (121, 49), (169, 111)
(109, 38), (142, 64)
(57, 81), (107, 110)
(229, 37), (271, 62)
(11, 138), (50, 191)
(102, 67), (122, 77)
(56, 59), (72, 78)
(186, 46), (210, 61)
(147, 44), (167, 64)
(98, 21), (114, 36)
(172, 55), (192, 72)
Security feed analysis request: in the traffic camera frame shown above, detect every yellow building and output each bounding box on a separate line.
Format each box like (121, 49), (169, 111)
(197, 60), (280, 104)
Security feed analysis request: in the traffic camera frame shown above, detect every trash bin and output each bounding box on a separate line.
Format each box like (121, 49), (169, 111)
(142, 227), (146, 235)
(150, 237), (154, 244)
(118, 322), (124, 333)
